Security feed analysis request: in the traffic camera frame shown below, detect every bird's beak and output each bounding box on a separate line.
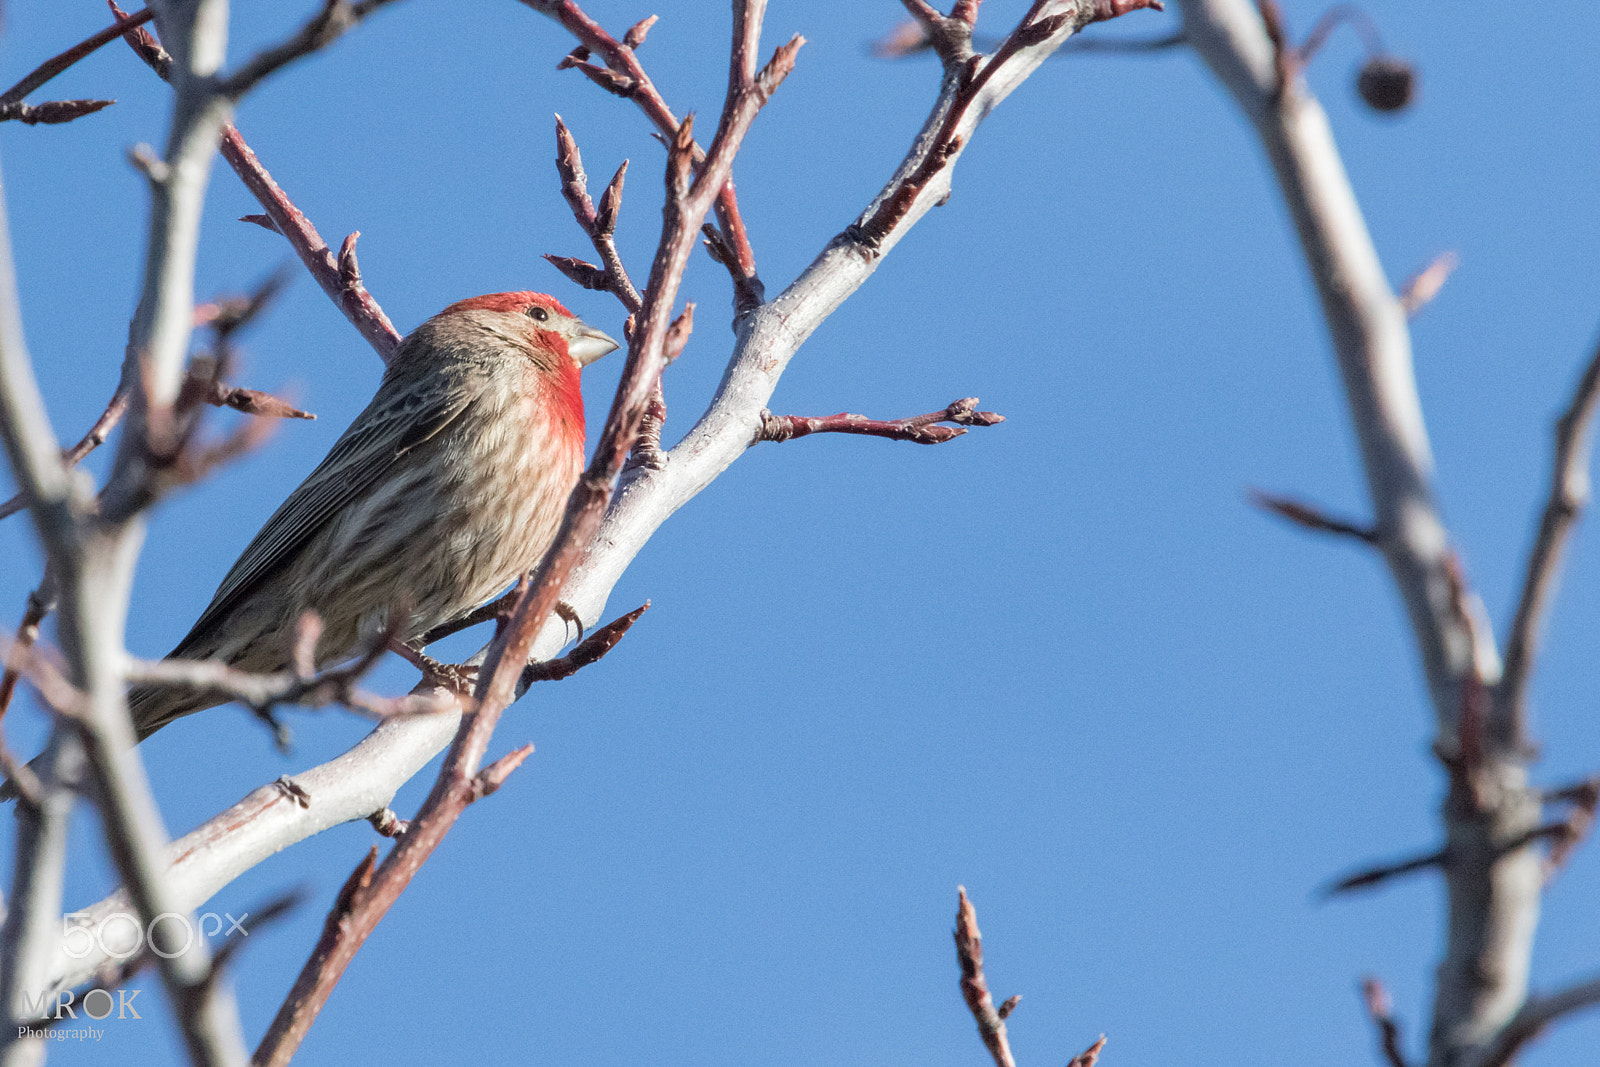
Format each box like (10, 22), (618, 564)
(568, 322), (620, 367)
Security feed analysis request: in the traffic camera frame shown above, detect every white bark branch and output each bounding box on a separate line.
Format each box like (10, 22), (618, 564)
(1178, 3), (1548, 1065)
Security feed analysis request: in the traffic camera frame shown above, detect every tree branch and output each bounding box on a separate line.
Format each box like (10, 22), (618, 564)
(217, 0), (405, 100)
(1323, 847), (1448, 897)
(110, 2), (403, 363)
(954, 887), (1017, 1067)
(1496, 333), (1600, 747)
(0, 8), (154, 107)
(1471, 974), (1600, 1067)
(520, 1), (769, 317)
(756, 397), (1003, 445)
(1181, 2), (1541, 1062)
(1362, 977), (1413, 1067)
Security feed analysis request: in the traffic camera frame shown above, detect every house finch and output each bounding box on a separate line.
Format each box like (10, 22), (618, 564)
(127, 291), (618, 740)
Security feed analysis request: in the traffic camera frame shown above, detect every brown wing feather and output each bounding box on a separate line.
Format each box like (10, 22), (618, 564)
(171, 380), (476, 655)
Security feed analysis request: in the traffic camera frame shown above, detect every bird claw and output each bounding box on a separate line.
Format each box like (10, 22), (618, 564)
(554, 601), (585, 644)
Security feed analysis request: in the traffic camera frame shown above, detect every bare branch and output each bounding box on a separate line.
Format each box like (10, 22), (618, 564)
(123, 628), (446, 727)
(1472, 974), (1600, 1067)
(0, 99), (116, 126)
(551, 118), (643, 313)
(110, 2), (402, 363)
(954, 887), (1017, 1067)
(218, 0), (405, 99)
(1181, 0), (1532, 1058)
(1067, 1036), (1108, 1067)
(1497, 333), (1600, 747)
(518, 602), (648, 689)
(0, 730), (78, 1055)
(1323, 847), (1448, 897)
(1249, 489), (1378, 542)
(1362, 977), (1412, 1067)
(520, 2), (769, 316)
(0, 8), (154, 107)
(252, 847), (379, 1067)
(758, 397), (1003, 446)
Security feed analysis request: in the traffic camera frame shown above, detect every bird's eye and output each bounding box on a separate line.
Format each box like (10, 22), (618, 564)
(527, 306), (549, 323)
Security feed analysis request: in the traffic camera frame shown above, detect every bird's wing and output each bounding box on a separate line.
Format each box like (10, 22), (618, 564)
(176, 380), (477, 649)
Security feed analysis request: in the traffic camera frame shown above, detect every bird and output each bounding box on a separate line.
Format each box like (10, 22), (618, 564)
(126, 290), (618, 740)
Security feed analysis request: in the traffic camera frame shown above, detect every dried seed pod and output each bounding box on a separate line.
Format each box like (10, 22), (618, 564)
(1357, 55), (1416, 112)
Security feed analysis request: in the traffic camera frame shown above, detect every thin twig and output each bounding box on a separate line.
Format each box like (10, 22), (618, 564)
(757, 397), (1004, 445)
(520, 1), (769, 311)
(109, 2), (403, 363)
(1361, 977), (1412, 1067)
(954, 887), (1017, 1067)
(219, 0), (406, 99)
(1323, 847), (1448, 897)
(518, 602), (648, 689)
(0, 99), (116, 126)
(1250, 489), (1379, 542)
(1497, 334), (1600, 748)
(0, 8), (154, 107)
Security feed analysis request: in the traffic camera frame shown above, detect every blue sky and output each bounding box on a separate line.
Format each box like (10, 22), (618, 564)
(2, 2), (1599, 1064)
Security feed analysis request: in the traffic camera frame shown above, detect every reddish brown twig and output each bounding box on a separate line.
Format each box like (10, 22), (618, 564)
(519, 602), (647, 687)
(520, 2), (771, 310)
(253, 846), (377, 1065)
(1068, 1036), (1108, 1067)
(1249, 489), (1378, 542)
(0, 390), (129, 521)
(109, 2), (403, 363)
(552, 117), (643, 313)
(757, 397), (1003, 446)
(857, 0), (1163, 249)
(955, 887), (1017, 1067)
(217, 0), (406, 100)
(0, 99), (116, 126)
(1362, 977), (1412, 1067)
(0, 8), (154, 108)
(252, 12), (791, 1064)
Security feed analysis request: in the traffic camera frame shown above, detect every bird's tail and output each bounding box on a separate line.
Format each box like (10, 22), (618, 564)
(0, 680), (224, 801)
(127, 681), (226, 741)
